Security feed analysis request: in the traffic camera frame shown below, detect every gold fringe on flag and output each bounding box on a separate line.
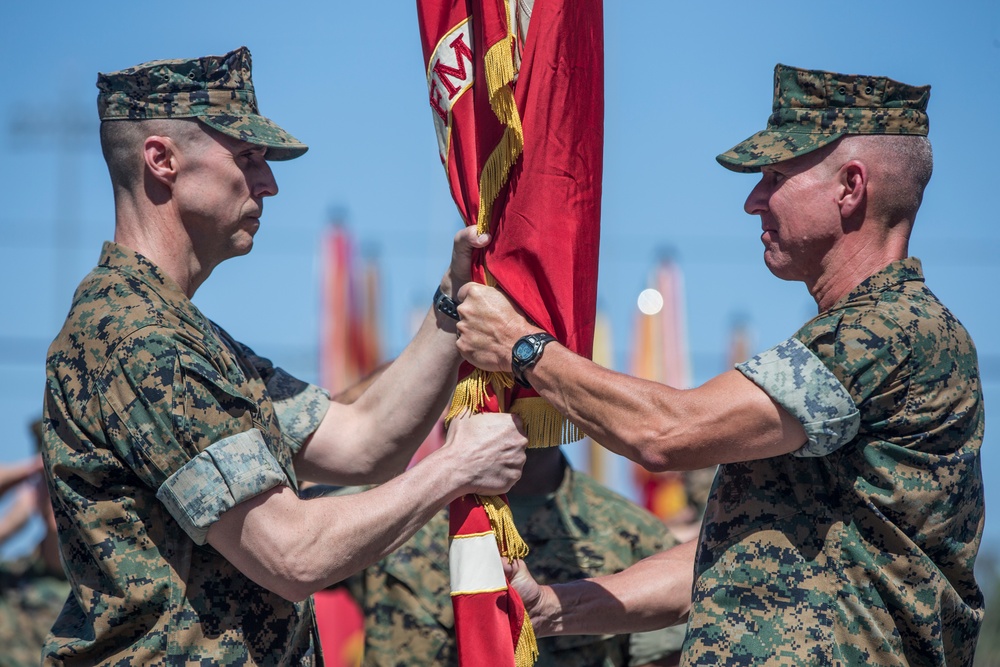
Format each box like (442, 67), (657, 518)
(475, 35), (524, 236)
(509, 397), (584, 449)
(479, 494), (529, 559)
(446, 369), (515, 422)
(515, 613), (539, 667)
(446, 375), (580, 449)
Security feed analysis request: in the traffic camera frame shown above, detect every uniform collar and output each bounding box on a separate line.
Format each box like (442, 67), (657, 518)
(830, 257), (924, 311)
(98, 241), (213, 331)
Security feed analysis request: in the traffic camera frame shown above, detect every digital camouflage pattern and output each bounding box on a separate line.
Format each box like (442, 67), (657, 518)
(156, 429), (291, 545)
(346, 460), (686, 666)
(0, 549), (70, 667)
(97, 46), (307, 161)
(684, 258), (985, 665)
(42, 242), (331, 665)
(717, 64), (930, 173)
(738, 337), (860, 458)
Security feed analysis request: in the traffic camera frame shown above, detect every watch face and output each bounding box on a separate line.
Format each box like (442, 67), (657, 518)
(513, 339), (534, 362)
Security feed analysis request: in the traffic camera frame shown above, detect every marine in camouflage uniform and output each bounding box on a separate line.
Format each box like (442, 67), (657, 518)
(0, 425), (70, 667)
(681, 64), (984, 665)
(684, 258), (984, 664)
(41, 48), (322, 665)
(451, 63), (984, 665)
(41, 46), (527, 665)
(43, 243), (328, 664)
(345, 451), (685, 666)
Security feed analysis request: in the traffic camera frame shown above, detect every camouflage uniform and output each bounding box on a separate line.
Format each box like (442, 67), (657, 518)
(347, 457), (685, 666)
(0, 549), (70, 667)
(42, 243), (331, 665)
(683, 259), (984, 665)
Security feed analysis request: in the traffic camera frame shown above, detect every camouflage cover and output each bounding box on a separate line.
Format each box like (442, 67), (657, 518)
(683, 258), (985, 665)
(41, 241), (330, 665)
(717, 64), (930, 173)
(347, 461), (686, 666)
(97, 46), (307, 161)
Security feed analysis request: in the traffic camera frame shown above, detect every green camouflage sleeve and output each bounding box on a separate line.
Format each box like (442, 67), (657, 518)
(98, 329), (292, 544)
(156, 429), (288, 544)
(736, 337), (860, 457)
(223, 334), (331, 455)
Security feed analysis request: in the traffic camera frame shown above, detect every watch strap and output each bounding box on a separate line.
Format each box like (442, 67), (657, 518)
(433, 286), (460, 320)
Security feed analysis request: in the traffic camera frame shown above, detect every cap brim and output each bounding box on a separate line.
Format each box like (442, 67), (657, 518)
(198, 114), (308, 161)
(716, 129), (844, 173)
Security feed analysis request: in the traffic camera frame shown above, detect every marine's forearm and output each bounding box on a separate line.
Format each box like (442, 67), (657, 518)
(531, 540), (697, 637)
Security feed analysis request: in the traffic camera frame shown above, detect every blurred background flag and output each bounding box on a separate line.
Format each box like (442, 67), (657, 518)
(314, 216), (384, 667)
(319, 216), (384, 395)
(631, 256), (694, 527)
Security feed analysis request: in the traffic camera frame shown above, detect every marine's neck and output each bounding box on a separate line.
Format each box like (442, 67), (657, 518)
(113, 199), (212, 298)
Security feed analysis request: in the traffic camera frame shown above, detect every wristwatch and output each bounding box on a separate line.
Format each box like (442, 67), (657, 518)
(511, 332), (556, 388)
(433, 286), (460, 320)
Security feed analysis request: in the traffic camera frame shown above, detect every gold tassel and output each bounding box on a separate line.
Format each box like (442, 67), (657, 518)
(475, 34), (524, 236)
(514, 611), (539, 667)
(479, 494), (529, 560)
(445, 369), (515, 424)
(509, 397), (584, 448)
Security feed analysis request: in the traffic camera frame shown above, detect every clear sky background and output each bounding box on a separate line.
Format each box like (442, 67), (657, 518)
(0, 1), (997, 564)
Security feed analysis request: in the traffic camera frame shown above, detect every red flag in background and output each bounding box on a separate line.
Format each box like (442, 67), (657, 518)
(316, 220), (383, 666)
(320, 221), (354, 394)
(319, 220), (384, 394)
(631, 258), (692, 524)
(417, 0), (603, 665)
(313, 588), (364, 667)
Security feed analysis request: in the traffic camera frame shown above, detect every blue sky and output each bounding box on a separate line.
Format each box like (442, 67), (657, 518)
(1, 1), (997, 559)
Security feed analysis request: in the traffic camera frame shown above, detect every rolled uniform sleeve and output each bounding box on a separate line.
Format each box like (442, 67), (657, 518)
(736, 337), (860, 457)
(156, 429), (287, 545)
(98, 329), (294, 545)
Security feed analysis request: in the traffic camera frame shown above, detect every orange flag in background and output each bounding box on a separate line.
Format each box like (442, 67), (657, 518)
(631, 258), (692, 523)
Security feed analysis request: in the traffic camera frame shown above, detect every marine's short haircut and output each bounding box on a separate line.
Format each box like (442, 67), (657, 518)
(99, 118), (207, 192)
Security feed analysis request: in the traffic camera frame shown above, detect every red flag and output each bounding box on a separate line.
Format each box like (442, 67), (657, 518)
(417, 0), (603, 665)
(418, 0), (603, 438)
(313, 588), (364, 667)
(449, 495), (533, 667)
(319, 221), (357, 393)
(319, 221), (383, 394)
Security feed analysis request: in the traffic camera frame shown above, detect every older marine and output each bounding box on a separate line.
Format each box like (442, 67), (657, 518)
(455, 63), (985, 665)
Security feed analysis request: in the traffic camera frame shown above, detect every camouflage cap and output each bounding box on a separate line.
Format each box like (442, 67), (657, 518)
(717, 64), (929, 173)
(97, 46), (307, 161)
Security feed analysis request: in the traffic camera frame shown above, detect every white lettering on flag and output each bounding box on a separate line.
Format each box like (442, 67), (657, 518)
(427, 18), (474, 162)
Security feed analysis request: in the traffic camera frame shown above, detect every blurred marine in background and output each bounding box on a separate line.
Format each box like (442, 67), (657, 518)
(0, 421), (68, 667)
